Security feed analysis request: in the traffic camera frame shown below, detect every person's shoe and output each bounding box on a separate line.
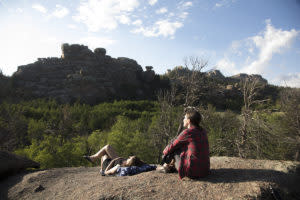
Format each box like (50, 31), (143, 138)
(156, 166), (167, 173)
(162, 163), (177, 173)
(83, 155), (94, 164)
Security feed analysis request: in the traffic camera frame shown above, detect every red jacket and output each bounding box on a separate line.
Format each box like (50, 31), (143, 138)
(163, 127), (210, 179)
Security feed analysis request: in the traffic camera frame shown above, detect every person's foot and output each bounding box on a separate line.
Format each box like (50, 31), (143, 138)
(162, 163), (176, 173)
(156, 166), (167, 173)
(99, 169), (105, 176)
(83, 155), (94, 164)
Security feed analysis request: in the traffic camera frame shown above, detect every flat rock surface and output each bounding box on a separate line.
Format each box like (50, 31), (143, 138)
(1, 157), (299, 200)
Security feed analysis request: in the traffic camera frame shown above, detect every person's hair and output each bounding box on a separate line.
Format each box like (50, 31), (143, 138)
(185, 109), (202, 128)
(123, 156), (145, 167)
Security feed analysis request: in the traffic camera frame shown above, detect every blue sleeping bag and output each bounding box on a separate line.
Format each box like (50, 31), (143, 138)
(116, 164), (157, 176)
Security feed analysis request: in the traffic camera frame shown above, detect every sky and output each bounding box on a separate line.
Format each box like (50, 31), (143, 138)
(0, 0), (300, 87)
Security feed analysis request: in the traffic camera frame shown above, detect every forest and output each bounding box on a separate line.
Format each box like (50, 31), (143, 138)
(0, 58), (299, 169)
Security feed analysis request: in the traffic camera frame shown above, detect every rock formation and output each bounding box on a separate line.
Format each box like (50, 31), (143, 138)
(0, 151), (40, 179)
(12, 44), (168, 104)
(230, 73), (268, 84)
(206, 69), (225, 80)
(0, 157), (299, 199)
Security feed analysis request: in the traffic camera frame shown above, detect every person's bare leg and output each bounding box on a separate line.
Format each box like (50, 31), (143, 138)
(89, 144), (119, 162)
(100, 154), (108, 172)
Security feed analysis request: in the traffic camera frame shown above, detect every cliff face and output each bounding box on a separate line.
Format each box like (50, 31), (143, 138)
(11, 44), (167, 104)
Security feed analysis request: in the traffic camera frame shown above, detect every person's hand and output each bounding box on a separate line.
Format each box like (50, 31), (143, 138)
(163, 146), (169, 155)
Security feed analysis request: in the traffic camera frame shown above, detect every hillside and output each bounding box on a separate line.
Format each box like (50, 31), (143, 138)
(0, 43), (283, 110)
(1, 157), (299, 200)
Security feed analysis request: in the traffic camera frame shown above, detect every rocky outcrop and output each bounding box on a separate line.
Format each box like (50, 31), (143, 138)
(0, 72), (10, 103)
(12, 44), (168, 104)
(230, 73), (268, 84)
(0, 157), (299, 199)
(0, 151), (40, 179)
(206, 69), (225, 80)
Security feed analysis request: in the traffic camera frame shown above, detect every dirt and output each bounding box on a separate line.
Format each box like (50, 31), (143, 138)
(1, 156), (299, 200)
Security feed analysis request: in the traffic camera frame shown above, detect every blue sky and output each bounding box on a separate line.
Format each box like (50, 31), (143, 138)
(0, 0), (300, 87)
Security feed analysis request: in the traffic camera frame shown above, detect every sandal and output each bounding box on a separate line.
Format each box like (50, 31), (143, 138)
(83, 155), (94, 164)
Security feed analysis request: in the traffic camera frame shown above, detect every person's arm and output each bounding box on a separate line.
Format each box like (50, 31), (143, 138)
(104, 164), (120, 175)
(105, 157), (123, 171)
(163, 129), (190, 156)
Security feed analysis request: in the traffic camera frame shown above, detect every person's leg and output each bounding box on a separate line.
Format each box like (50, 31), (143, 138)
(89, 144), (119, 162)
(100, 154), (108, 172)
(174, 154), (180, 171)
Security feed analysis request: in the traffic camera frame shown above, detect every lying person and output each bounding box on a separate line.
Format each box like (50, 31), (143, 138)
(84, 144), (153, 176)
(161, 109), (210, 179)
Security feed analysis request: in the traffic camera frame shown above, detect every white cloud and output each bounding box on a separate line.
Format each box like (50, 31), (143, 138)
(67, 24), (77, 29)
(179, 11), (188, 19)
(132, 19), (182, 38)
(0, 23), (62, 75)
(132, 19), (142, 26)
(182, 1), (193, 8)
(216, 20), (299, 76)
(148, 0), (158, 6)
(229, 40), (243, 56)
(52, 4), (69, 18)
(176, 1), (192, 21)
(32, 4), (47, 13)
(216, 58), (238, 76)
(168, 12), (175, 17)
(272, 73), (300, 88)
(215, 3), (222, 7)
(73, 0), (139, 32)
(178, 1), (193, 9)
(117, 15), (131, 24)
(79, 36), (117, 49)
(16, 8), (23, 13)
(132, 1), (194, 38)
(156, 7), (168, 14)
(242, 19), (299, 74)
(214, 0), (236, 8)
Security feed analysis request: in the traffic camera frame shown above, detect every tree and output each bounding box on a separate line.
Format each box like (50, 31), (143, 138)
(236, 76), (275, 158)
(150, 88), (181, 162)
(107, 116), (156, 163)
(175, 56), (208, 107)
(280, 88), (300, 161)
(150, 56), (209, 162)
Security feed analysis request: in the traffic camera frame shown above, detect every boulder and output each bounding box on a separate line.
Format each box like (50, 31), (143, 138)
(117, 57), (142, 71)
(61, 43), (95, 61)
(206, 70), (225, 79)
(0, 151), (40, 179)
(94, 48), (106, 56)
(145, 66), (153, 71)
(226, 85), (233, 90)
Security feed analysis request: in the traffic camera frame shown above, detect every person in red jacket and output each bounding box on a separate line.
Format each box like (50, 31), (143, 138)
(162, 109), (210, 179)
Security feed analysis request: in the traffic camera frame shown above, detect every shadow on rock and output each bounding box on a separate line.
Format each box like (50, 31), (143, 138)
(204, 168), (288, 183)
(196, 168), (300, 200)
(0, 170), (33, 200)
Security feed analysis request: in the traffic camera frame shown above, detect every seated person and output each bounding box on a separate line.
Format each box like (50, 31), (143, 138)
(84, 144), (145, 175)
(162, 109), (210, 179)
